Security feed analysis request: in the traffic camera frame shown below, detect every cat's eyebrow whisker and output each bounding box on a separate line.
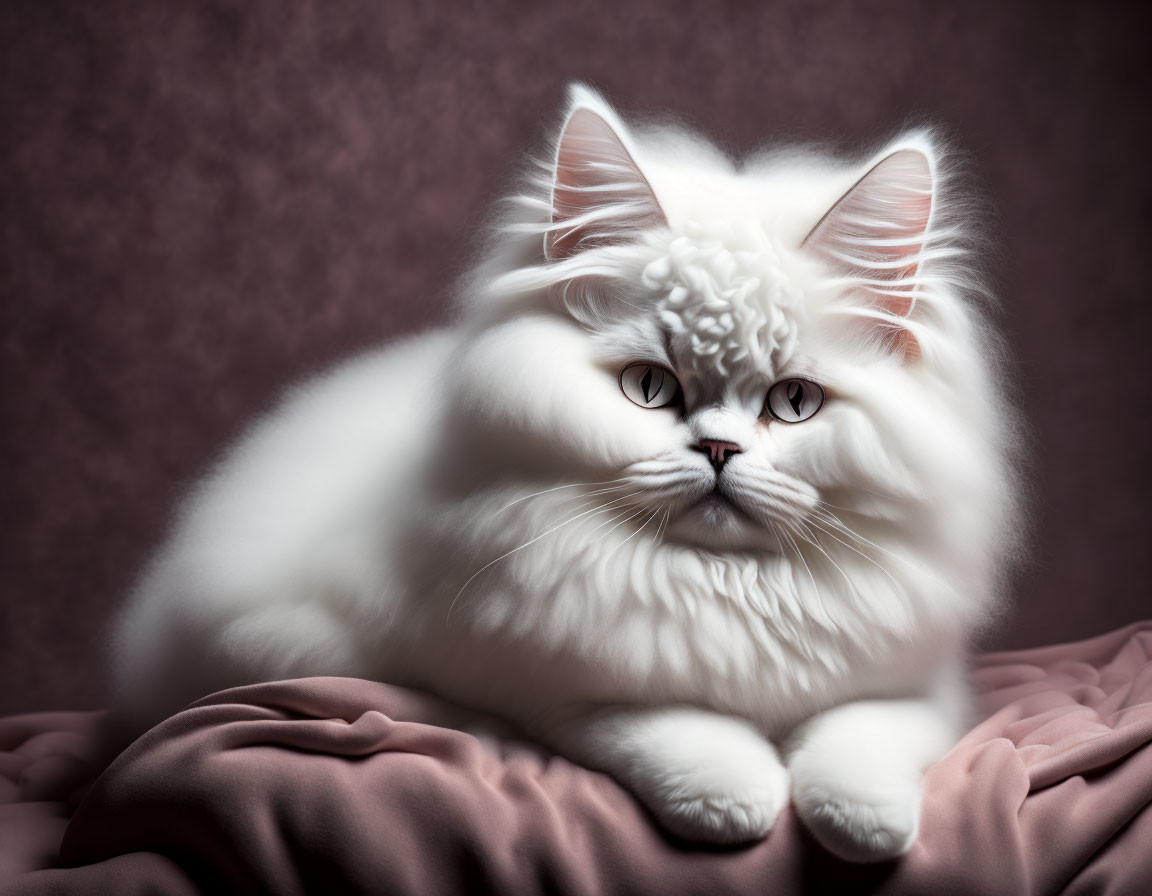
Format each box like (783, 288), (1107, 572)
(449, 493), (637, 619)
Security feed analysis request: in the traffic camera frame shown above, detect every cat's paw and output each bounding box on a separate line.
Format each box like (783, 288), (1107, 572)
(790, 769), (921, 862)
(555, 706), (790, 845)
(640, 749), (791, 845)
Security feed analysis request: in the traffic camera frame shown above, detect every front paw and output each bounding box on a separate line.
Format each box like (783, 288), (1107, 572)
(641, 753), (790, 845)
(550, 706), (791, 846)
(790, 767), (920, 862)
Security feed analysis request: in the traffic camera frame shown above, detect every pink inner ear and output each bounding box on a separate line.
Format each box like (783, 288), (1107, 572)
(547, 107), (665, 260)
(803, 149), (934, 320)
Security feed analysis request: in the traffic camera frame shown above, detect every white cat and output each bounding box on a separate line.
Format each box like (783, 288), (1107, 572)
(113, 84), (1021, 862)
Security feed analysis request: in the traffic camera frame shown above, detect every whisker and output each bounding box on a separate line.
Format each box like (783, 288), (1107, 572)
(811, 505), (949, 589)
(449, 493), (637, 619)
(812, 498), (866, 515)
(778, 525), (832, 626)
(643, 506), (667, 549)
(588, 503), (649, 550)
(617, 475), (707, 498)
(735, 475), (817, 506)
(496, 478), (627, 513)
(796, 520), (859, 600)
(581, 497), (647, 542)
(541, 483), (631, 515)
(855, 485), (915, 503)
(603, 507), (660, 564)
(805, 516), (903, 591)
(655, 508), (671, 546)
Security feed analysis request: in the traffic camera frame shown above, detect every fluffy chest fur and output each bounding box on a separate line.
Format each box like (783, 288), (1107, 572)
(400, 483), (960, 737)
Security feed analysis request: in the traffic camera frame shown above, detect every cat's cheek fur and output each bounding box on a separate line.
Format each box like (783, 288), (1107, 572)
(448, 315), (682, 474)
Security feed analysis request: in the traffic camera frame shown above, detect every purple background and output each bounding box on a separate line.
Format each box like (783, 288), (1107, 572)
(2, 1), (1150, 715)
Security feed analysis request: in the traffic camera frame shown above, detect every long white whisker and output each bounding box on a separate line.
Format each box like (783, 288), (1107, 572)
(779, 525), (832, 626)
(496, 479), (627, 513)
(812, 499), (866, 515)
(449, 493), (636, 619)
(516, 494), (610, 530)
(565, 482), (632, 502)
(810, 507), (900, 559)
(812, 505), (949, 589)
(581, 494), (646, 541)
(796, 520), (859, 599)
(734, 475), (817, 507)
(540, 484), (630, 516)
(603, 507), (660, 564)
(589, 504), (649, 551)
(854, 486), (913, 503)
(654, 508), (671, 546)
(805, 516), (903, 591)
(780, 526), (816, 595)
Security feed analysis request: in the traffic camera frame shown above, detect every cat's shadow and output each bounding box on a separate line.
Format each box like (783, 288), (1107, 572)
(792, 820), (903, 894)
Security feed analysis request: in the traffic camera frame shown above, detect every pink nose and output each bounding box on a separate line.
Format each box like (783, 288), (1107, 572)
(698, 439), (743, 472)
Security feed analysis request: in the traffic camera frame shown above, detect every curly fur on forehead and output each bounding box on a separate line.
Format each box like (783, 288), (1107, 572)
(643, 222), (802, 378)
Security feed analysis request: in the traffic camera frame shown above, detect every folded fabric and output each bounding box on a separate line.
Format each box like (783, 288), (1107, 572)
(3, 621), (1151, 895)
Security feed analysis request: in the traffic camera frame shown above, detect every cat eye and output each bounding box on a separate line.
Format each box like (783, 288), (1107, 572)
(620, 362), (682, 409)
(765, 378), (825, 423)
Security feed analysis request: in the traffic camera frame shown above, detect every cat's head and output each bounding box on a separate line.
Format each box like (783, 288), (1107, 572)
(447, 85), (1018, 596)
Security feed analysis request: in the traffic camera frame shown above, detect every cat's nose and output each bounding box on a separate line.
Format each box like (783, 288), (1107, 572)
(696, 439), (743, 473)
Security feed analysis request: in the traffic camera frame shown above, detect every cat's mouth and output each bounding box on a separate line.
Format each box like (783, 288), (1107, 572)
(662, 485), (777, 552)
(692, 486), (754, 523)
(619, 456), (814, 551)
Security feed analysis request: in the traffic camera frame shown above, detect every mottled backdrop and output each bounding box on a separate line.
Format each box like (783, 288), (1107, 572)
(2, 1), (1150, 714)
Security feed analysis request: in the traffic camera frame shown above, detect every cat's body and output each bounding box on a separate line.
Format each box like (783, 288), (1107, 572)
(113, 86), (1020, 861)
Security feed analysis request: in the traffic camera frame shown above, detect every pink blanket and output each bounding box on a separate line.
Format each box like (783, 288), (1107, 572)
(4, 621), (1151, 895)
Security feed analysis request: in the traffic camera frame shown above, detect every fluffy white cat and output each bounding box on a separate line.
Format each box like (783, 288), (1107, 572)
(113, 84), (1021, 862)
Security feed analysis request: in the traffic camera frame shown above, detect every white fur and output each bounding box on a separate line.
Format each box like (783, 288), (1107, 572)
(112, 85), (1021, 860)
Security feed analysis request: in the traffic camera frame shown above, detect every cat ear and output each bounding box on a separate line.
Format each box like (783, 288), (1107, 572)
(802, 145), (935, 359)
(545, 86), (667, 261)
